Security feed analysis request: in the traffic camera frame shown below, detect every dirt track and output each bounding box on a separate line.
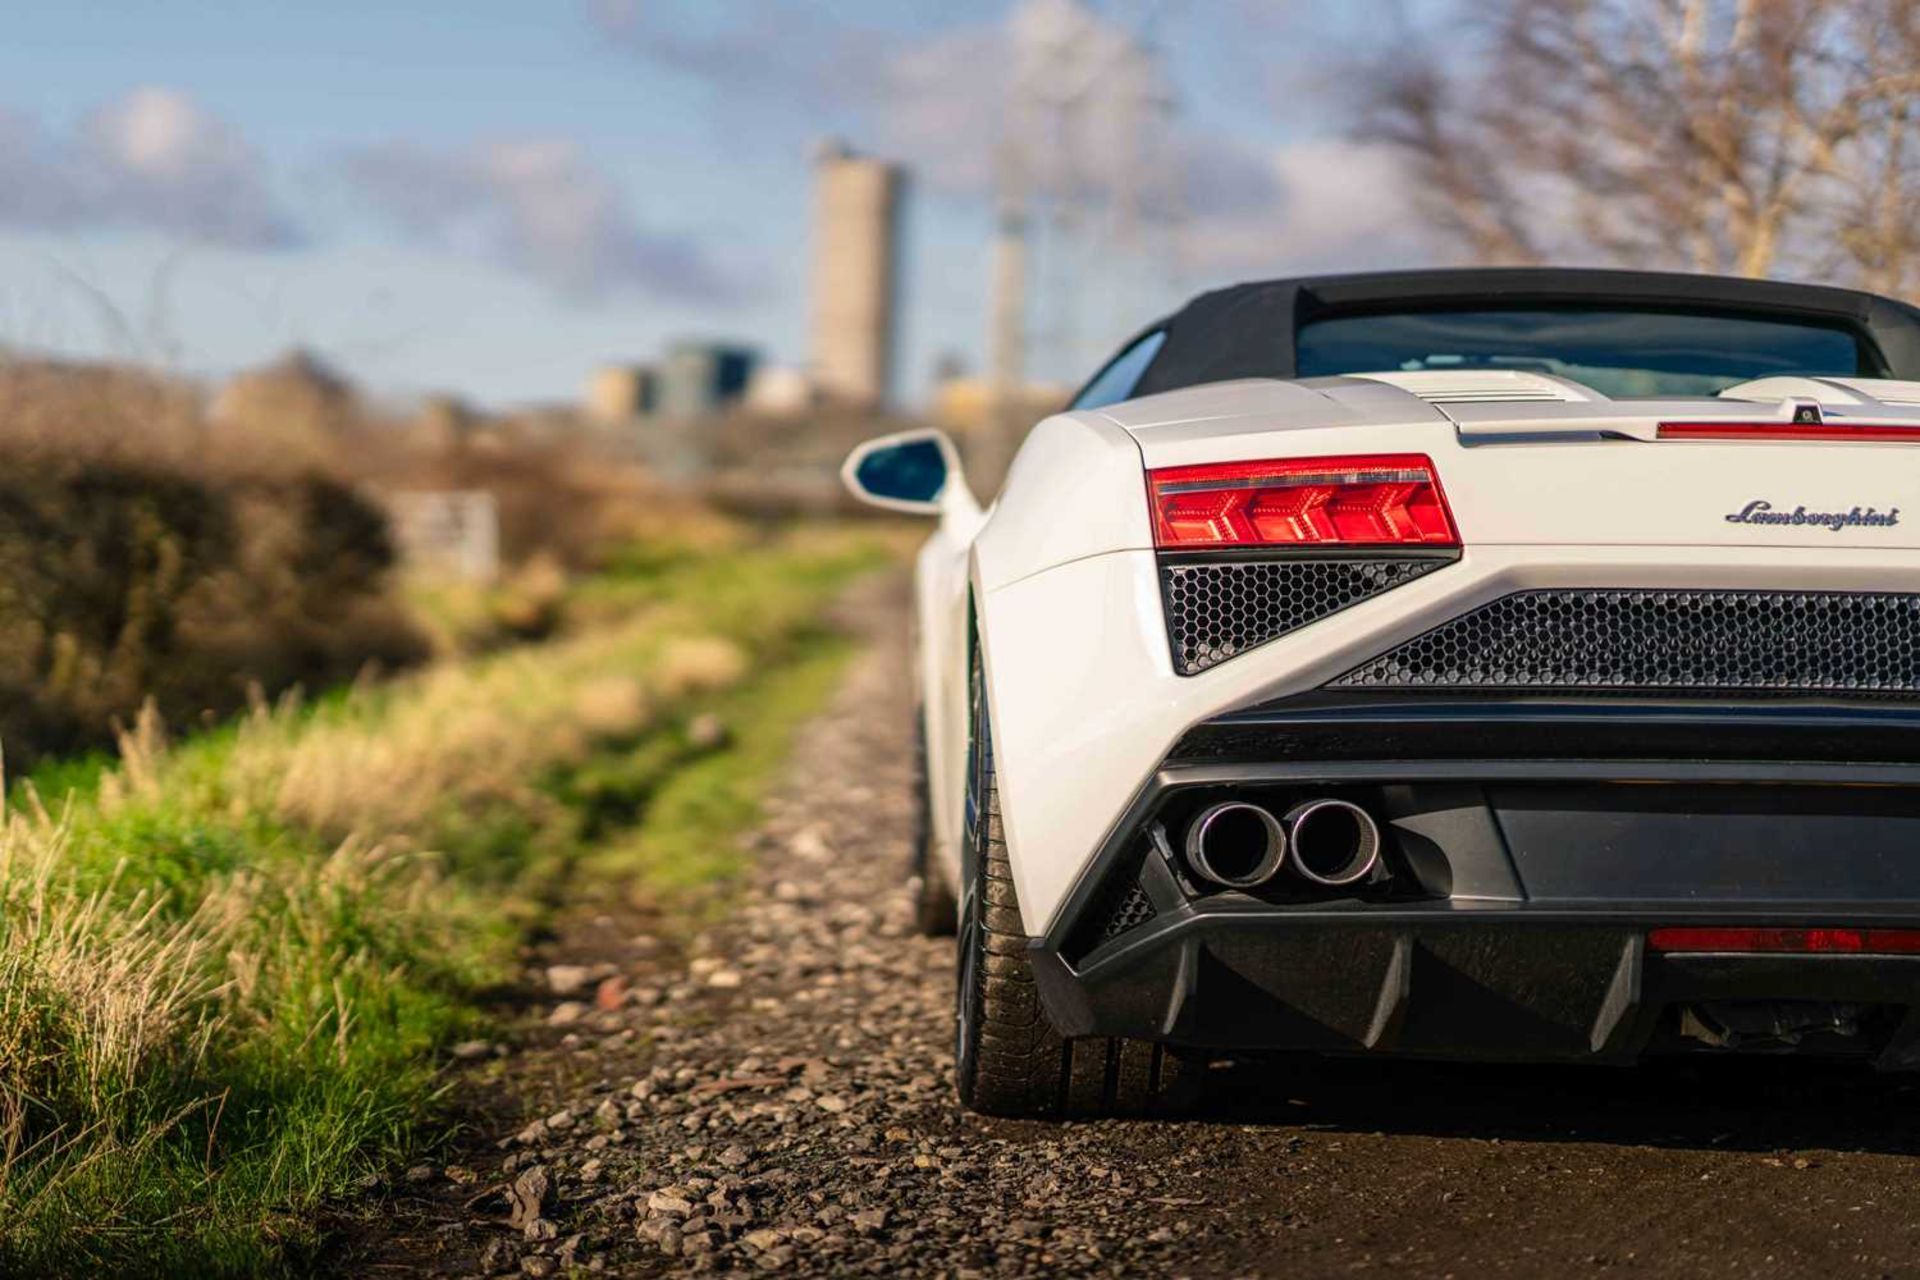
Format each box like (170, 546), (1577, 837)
(358, 573), (1920, 1279)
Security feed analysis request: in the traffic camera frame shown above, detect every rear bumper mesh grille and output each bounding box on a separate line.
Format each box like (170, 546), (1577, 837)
(1334, 589), (1920, 697)
(1161, 556), (1451, 675)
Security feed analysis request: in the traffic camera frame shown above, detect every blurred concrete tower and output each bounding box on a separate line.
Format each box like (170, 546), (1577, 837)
(809, 140), (904, 410)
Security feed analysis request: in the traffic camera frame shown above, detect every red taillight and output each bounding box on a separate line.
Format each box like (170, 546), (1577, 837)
(1659, 422), (1920, 442)
(1147, 454), (1457, 548)
(1648, 926), (1920, 955)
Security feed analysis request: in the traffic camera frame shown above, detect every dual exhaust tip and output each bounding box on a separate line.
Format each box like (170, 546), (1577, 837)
(1184, 798), (1381, 891)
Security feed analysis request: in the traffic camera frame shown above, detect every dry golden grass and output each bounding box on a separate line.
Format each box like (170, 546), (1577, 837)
(0, 818), (220, 1113)
(253, 611), (737, 845)
(651, 635), (750, 700)
(0, 807), (229, 1232)
(572, 676), (651, 740)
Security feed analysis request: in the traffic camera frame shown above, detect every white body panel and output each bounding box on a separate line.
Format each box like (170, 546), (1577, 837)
(902, 372), (1920, 933)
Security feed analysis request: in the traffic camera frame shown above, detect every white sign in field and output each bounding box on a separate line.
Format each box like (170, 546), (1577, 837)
(384, 490), (501, 582)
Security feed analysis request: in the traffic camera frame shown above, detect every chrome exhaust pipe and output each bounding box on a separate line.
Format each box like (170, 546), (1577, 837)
(1283, 799), (1382, 887)
(1185, 802), (1287, 889)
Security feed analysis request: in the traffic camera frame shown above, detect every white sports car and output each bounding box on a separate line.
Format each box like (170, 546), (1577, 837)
(843, 268), (1920, 1118)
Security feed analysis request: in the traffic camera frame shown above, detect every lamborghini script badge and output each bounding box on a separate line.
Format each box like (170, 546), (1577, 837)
(1725, 499), (1901, 531)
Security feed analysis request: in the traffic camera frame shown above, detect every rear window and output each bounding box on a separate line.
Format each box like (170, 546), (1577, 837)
(1072, 328), (1167, 410)
(1295, 308), (1874, 397)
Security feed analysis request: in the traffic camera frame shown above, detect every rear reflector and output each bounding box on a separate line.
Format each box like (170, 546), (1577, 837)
(1148, 454), (1457, 548)
(1648, 926), (1920, 955)
(1659, 422), (1920, 442)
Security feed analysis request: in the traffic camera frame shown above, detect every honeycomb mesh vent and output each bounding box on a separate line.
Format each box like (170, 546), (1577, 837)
(1334, 589), (1920, 696)
(1094, 879), (1155, 942)
(1066, 873), (1156, 959)
(1162, 557), (1450, 674)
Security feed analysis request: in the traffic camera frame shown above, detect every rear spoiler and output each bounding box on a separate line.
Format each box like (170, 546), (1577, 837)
(1348, 370), (1920, 443)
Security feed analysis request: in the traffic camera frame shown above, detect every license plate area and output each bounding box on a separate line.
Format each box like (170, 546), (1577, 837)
(1490, 783), (1920, 902)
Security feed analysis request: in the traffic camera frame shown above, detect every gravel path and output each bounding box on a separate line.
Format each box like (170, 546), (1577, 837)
(359, 572), (1920, 1279)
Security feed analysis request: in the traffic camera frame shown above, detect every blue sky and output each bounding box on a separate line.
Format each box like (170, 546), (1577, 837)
(0, 1), (1438, 407)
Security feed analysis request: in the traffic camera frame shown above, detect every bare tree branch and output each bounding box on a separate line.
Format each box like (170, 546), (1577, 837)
(1355, 0), (1920, 294)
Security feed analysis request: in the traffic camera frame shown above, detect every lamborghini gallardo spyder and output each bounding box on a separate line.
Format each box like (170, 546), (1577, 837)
(843, 268), (1920, 1117)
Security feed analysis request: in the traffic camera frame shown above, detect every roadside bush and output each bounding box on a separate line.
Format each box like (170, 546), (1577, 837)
(0, 458), (427, 768)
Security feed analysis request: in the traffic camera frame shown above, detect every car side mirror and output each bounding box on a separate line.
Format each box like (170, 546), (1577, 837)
(841, 429), (973, 516)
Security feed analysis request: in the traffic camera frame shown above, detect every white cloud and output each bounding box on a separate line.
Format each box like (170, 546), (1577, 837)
(874, 24), (1004, 196)
(1182, 140), (1432, 276)
(591, 1), (1421, 278)
(0, 88), (293, 249)
(589, 1), (1145, 202)
(587, 0), (886, 114)
(871, 0), (1183, 207)
(81, 88), (294, 248)
(873, 12), (1429, 278)
(342, 137), (747, 303)
(0, 109), (85, 228)
(92, 88), (217, 179)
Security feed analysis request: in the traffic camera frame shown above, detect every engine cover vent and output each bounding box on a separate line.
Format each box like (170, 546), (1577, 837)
(1349, 369), (1603, 404)
(1334, 588), (1920, 697)
(1161, 555), (1453, 675)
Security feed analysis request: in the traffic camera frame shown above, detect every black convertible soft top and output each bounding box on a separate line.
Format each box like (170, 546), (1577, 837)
(1128, 267), (1920, 399)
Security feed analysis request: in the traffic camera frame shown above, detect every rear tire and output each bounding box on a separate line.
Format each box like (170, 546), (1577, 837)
(953, 646), (1197, 1118)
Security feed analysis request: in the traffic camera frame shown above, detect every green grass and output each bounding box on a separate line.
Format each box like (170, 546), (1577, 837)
(584, 631), (854, 895)
(0, 524), (890, 1277)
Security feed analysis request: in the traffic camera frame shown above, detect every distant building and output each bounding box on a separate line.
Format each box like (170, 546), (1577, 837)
(585, 364), (657, 424)
(809, 139), (905, 410)
(657, 341), (757, 418)
(745, 364), (816, 416)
